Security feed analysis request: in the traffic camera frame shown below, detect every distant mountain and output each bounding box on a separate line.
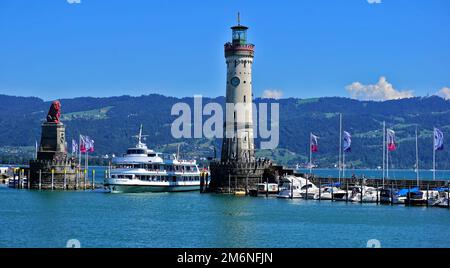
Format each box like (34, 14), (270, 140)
(1, 93), (450, 169)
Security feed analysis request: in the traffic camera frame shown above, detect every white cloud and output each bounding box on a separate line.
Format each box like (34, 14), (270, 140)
(346, 76), (414, 101)
(262, 89), (283, 100)
(435, 87), (450, 100)
(367, 0), (382, 4)
(67, 0), (81, 4)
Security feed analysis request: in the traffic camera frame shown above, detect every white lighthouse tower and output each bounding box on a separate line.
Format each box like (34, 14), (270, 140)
(209, 15), (272, 193)
(221, 14), (255, 163)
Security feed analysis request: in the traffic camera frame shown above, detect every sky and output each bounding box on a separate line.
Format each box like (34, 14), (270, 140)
(0, 0), (449, 101)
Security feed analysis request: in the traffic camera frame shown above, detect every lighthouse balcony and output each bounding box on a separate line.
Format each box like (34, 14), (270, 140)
(224, 42), (254, 57)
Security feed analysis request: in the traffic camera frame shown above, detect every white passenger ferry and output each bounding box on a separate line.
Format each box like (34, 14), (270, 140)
(104, 125), (203, 193)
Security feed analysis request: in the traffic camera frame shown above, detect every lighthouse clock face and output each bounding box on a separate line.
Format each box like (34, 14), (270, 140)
(231, 76), (240, 87)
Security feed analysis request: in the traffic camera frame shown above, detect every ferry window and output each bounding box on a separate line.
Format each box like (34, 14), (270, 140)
(148, 153), (156, 157)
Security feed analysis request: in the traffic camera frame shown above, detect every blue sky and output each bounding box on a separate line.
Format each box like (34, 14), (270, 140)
(0, 0), (449, 100)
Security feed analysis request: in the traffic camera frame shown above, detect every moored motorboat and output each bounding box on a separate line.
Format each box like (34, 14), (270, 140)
(348, 186), (379, 203)
(277, 175), (318, 199)
(314, 186), (347, 200)
(257, 183), (279, 194)
(405, 189), (440, 206)
(379, 188), (410, 204)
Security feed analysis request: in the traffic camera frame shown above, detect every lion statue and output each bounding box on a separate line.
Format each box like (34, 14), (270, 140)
(46, 100), (61, 123)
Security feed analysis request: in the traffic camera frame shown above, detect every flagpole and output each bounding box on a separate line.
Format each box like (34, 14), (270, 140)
(433, 128), (436, 181)
(386, 133), (389, 180)
(86, 150), (88, 181)
(79, 135), (82, 173)
(309, 133), (312, 174)
(343, 150), (346, 179)
(416, 127), (419, 187)
(339, 114), (342, 180)
(382, 121), (385, 187)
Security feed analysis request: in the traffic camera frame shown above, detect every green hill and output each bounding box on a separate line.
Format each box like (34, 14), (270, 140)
(1, 94), (450, 169)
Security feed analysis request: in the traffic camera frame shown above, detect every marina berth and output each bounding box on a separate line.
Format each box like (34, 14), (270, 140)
(379, 188), (407, 204)
(406, 189), (440, 206)
(277, 175), (318, 199)
(348, 185), (379, 203)
(313, 182), (347, 200)
(104, 125), (203, 193)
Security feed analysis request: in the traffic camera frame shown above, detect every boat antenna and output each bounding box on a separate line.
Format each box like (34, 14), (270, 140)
(133, 124), (148, 146)
(237, 12), (240, 25)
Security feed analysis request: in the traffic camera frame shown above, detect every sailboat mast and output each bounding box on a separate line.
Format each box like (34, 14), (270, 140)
(382, 121), (385, 186)
(386, 127), (389, 180)
(309, 133), (312, 174)
(415, 127), (419, 187)
(339, 113), (342, 180)
(433, 128), (436, 181)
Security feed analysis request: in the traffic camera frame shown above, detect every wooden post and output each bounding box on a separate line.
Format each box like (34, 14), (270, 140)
(75, 169), (79, 190)
(360, 178), (363, 204)
(290, 180), (293, 199)
(305, 177), (308, 200)
(390, 181), (393, 206)
(16, 170), (18, 188)
(447, 183), (449, 209)
(64, 169), (67, 190)
(407, 184), (411, 206)
(92, 169), (95, 190)
(228, 173), (231, 194)
(266, 176), (269, 197)
(200, 173), (204, 193)
(39, 170), (42, 190)
(84, 169), (87, 190)
(16, 170), (20, 189)
(318, 178), (322, 201)
(331, 179), (334, 202)
(346, 179), (349, 203)
(51, 169), (54, 190)
(376, 181), (379, 205)
(27, 169), (31, 189)
(245, 174), (248, 196)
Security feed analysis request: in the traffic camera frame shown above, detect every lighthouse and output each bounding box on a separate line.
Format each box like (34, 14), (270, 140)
(209, 15), (272, 193)
(221, 14), (255, 163)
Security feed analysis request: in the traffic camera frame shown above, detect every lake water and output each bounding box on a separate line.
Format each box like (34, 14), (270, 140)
(1, 180), (449, 248)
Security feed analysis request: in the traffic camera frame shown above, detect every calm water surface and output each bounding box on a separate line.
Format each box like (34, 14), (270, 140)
(0, 184), (449, 248)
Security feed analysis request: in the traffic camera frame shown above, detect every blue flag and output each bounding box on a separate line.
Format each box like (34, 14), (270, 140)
(343, 131), (351, 152)
(434, 128), (444, 151)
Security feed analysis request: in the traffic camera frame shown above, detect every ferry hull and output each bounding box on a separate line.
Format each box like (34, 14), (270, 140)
(106, 184), (200, 193)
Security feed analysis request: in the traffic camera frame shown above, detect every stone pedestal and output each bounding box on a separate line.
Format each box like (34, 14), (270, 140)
(208, 160), (274, 193)
(29, 122), (86, 190)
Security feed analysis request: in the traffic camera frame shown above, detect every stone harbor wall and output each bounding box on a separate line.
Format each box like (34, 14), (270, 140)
(208, 160), (275, 193)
